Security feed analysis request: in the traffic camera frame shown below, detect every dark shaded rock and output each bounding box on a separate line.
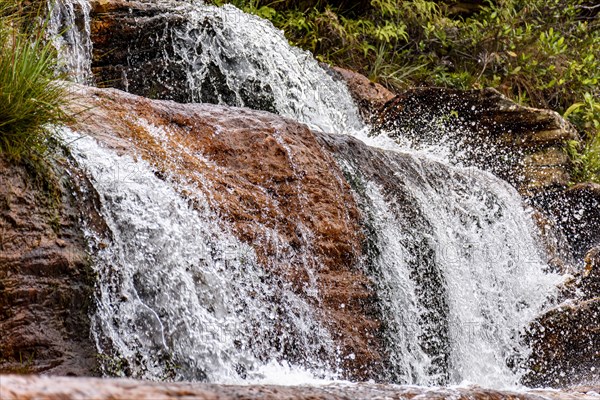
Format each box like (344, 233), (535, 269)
(375, 87), (579, 196)
(0, 152), (100, 376)
(89, 0), (191, 102)
(532, 183), (600, 261)
(524, 297), (600, 388)
(531, 210), (576, 274)
(524, 214), (600, 388)
(89, 0), (277, 112)
(3, 374), (599, 399)
(581, 247), (600, 299)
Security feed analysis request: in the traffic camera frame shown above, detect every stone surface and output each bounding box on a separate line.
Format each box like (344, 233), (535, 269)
(375, 87), (579, 196)
(524, 297), (600, 388)
(1, 375), (600, 400)
(328, 67), (395, 121)
(581, 247), (600, 299)
(66, 84), (383, 380)
(89, 0), (280, 112)
(89, 0), (188, 101)
(531, 210), (575, 274)
(0, 153), (100, 376)
(533, 183), (600, 260)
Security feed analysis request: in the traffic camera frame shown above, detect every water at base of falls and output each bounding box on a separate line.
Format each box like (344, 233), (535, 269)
(54, 0), (565, 389)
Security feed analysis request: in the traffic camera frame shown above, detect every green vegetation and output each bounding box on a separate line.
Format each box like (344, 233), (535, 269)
(215, 0), (600, 183)
(0, 0), (69, 160)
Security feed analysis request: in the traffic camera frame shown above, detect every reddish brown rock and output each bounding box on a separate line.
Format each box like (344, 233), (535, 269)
(329, 67), (395, 121)
(67, 84), (383, 379)
(375, 87), (579, 196)
(2, 375), (600, 400)
(0, 153), (100, 376)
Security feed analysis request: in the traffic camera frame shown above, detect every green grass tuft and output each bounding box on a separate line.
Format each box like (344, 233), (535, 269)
(0, 0), (70, 160)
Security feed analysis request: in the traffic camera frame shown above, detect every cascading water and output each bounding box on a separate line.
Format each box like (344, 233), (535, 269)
(62, 127), (338, 382)
(165, 3), (364, 134)
(319, 134), (563, 386)
(55, 0), (564, 389)
(46, 0), (93, 83)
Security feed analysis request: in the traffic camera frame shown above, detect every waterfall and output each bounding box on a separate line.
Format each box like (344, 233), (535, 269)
(165, 3), (364, 134)
(54, 0), (564, 388)
(46, 0), (93, 83)
(318, 133), (563, 386)
(62, 127), (338, 383)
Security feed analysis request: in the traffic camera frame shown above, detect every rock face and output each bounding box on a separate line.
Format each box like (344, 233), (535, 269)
(375, 87), (579, 196)
(67, 84), (383, 380)
(0, 153), (99, 376)
(525, 297), (600, 387)
(533, 183), (600, 260)
(582, 247), (600, 298)
(89, 0), (193, 103)
(2, 375), (600, 400)
(328, 67), (395, 121)
(525, 247), (600, 387)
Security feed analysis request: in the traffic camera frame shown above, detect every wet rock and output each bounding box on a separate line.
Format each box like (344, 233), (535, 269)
(524, 297), (600, 388)
(375, 87), (579, 196)
(0, 153), (100, 376)
(66, 84), (383, 380)
(581, 247), (600, 299)
(89, 0), (191, 102)
(524, 212), (600, 388)
(531, 210), (576, 274)
(1, 374), (599, 400)
(327, 67), (395, 121)
(89, 0), (277, 112)
(532, 183), (600, 261)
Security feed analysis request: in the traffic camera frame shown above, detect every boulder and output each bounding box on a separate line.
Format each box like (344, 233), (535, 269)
(66, 84), (384, 380)
(327, 67), (395, 121)
(533, 183), (600, 260)
(0, 153), (100, 376)
(531, 210), (575, 274)
(374, 87), (579, 196)
(524, 297), (600, 388)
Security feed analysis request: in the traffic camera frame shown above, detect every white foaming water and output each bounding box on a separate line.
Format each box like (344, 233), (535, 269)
(333, 147), (563, 387)
(47, 0), (93, 83)
(62, 127), (338, 383)
(160, 2), (364, 134)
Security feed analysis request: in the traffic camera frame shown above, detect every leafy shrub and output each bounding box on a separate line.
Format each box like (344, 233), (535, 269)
(214, 0), (600, 183)
(0, 0), (69, 160)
